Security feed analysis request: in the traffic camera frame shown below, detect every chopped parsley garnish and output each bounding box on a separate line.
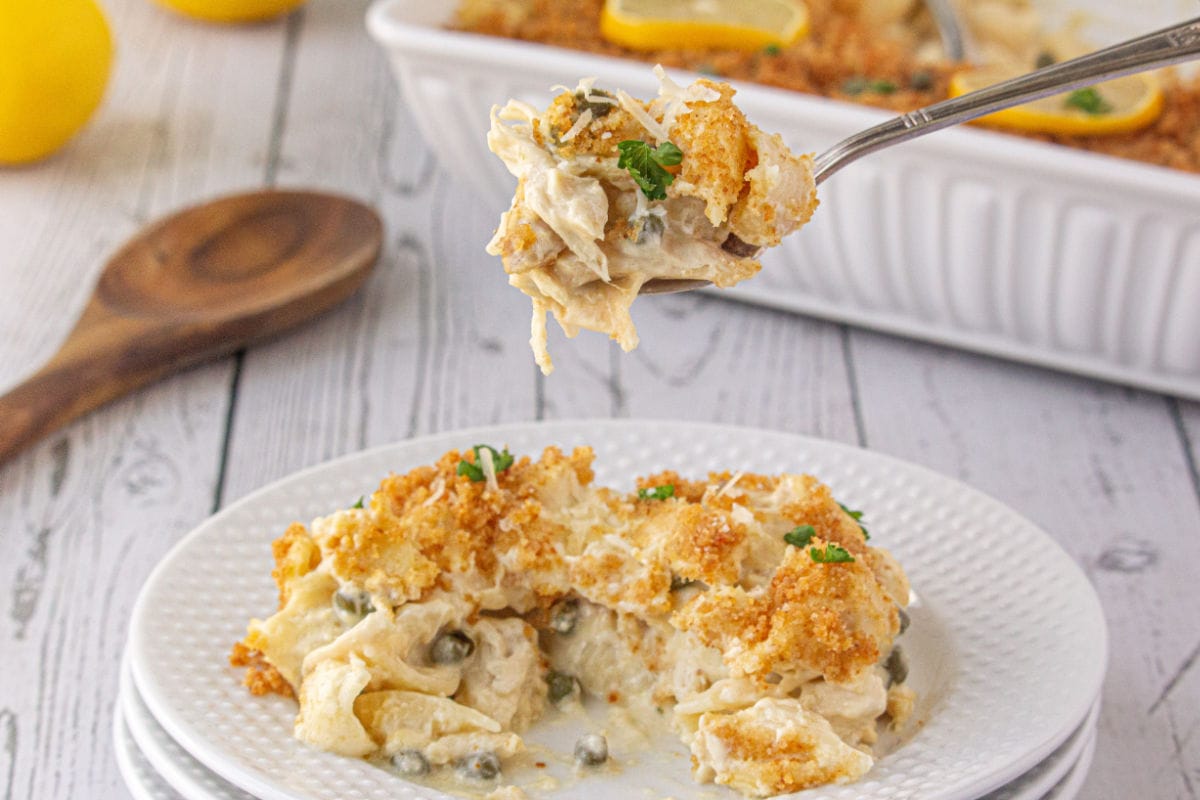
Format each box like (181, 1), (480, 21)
(763, 44), (782, 56)
(637, 484), (675, 501)
(617, 139), (683, 201)
(1065, 87), (1112, 115)
(783, 524), (816, 548)
(351, 496), (365, 509)
(843, 77), (898, 96)
(838, 502), (869, 540)
(810, 543), (855, 563)
(457, 445), (515, 482)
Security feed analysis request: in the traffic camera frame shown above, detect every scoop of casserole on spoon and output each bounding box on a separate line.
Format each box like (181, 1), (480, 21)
(487, 67), (817, 374)
(488, 16), (1200, 374)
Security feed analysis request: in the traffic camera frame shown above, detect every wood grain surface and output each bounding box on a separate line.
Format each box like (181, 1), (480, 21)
(0, 1), (1197, 798)
(0, 190), (381, 465)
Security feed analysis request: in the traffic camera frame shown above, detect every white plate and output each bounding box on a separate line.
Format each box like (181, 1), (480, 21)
(114, 706), (180, 800)
(119, 655), (254, 800)
(975, 701), (1097, 800)
(115, 649), (1098, 800)
(1042, 730), (1097, 800)
(127, 420), (1108, 800)
(368, 0), (1200, 399)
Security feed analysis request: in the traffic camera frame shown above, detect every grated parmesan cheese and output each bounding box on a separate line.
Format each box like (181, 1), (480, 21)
(480, 445), (500, 493)
(653, 64), (721, 133)
(560, 108), (593, 143)
(717, 471), (745, 498)
(424, 476), (446, 507)
(616, 89), (669, 142)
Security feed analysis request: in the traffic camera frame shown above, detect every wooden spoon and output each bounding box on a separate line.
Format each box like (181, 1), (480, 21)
(0, 189), (383, 464)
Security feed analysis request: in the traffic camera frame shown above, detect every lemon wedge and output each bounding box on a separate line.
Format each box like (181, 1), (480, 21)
(151, 0), (306, 23)
(948, 67), (1163, 137)
(600, 0), (809, 52)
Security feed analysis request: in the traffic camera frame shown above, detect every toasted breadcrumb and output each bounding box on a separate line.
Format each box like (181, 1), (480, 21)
(457, 0), (1200, 174)
(229, 642), (294, 698)
(233, 445), (914, 797)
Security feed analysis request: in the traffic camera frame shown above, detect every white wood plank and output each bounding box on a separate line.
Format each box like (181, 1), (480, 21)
(539, 294), (861, 443)
(849, 330), (1200, 800)
(219, 0), (540, 505)
(0, 1), (293, 798)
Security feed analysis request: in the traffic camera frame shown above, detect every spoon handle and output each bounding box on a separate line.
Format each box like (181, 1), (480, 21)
(0, 313), (169, 465)
(813, 16), (1200, 183)
(922, 0), (969, 62)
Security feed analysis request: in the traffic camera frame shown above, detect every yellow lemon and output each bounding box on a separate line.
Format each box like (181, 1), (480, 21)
(152, 0), (306, 24)
(948, 67), (1163, 137)
(601, 0), (809, 52)
(0, 0), (114, 165)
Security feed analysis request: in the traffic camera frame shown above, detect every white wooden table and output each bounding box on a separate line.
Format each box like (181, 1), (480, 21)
(1, 1), (1197, 798)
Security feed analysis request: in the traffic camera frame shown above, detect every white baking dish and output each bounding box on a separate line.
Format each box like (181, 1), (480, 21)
(367, 0), (1200, 399)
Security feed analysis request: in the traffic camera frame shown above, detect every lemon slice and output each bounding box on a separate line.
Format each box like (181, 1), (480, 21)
(152, 0), (306, 23)
(948, 67), (1163, 137)
(600, 0), (809, 52)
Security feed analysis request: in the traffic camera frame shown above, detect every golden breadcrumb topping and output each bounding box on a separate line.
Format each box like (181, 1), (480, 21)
(233, 445), (913, 797)
(458, 0), (1200, 176)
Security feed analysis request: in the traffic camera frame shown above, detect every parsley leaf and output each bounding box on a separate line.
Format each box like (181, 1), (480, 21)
(763, 43), (782, 56)
(638, 484), (675, 501)
(351, 496), (365, 509)
(838, 502), (870, 540)
(843, 77), (897, 96)
(457, 445), (515, 482)
(617, 140), (683, 201)
(810, 543), (855, 563)
(784, 524), (816, 548)
(1065, 87), (1112, 115)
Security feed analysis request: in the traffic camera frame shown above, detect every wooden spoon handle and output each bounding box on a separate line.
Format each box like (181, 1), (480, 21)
(0, 314), (171, 464)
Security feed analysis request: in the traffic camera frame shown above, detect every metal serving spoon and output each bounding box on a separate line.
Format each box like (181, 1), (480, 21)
(923, 0), (969, 62)
(641, 15), (1200, 295)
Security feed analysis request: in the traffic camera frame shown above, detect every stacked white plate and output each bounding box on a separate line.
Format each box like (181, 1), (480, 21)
(116, 421), (1107, 800)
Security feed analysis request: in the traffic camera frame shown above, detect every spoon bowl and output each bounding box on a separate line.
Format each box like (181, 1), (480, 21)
(0, 189), (383, 464)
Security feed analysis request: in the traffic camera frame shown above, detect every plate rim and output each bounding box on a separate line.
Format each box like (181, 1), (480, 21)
(116, 650), (1102, 800)
(127, 418), (1109, 800)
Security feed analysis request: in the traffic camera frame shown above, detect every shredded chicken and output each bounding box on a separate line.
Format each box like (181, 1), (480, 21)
(487, 67), (818, 374)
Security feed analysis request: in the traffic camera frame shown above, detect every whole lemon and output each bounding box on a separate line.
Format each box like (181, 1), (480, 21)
(0, 0), (114, 165)
(152, 0), (306, 23)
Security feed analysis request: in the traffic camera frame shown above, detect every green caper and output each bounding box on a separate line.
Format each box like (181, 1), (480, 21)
(549, 599), (579, 635)
(897, 606), (910, 635)
(910, 70), (934, 91)
(574, 88), (615, 118)
(546, 670), (578, 703)
(885, 646), (908, 686)
(670, 573), (696, 591)
(430, 630), (475, 664)
(332, 588), (374, 626)
(574, 733), (608, 766)
(391, 749), (429, 776)
(456, 751), (500, 781)
(634, 214), (665, 245)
